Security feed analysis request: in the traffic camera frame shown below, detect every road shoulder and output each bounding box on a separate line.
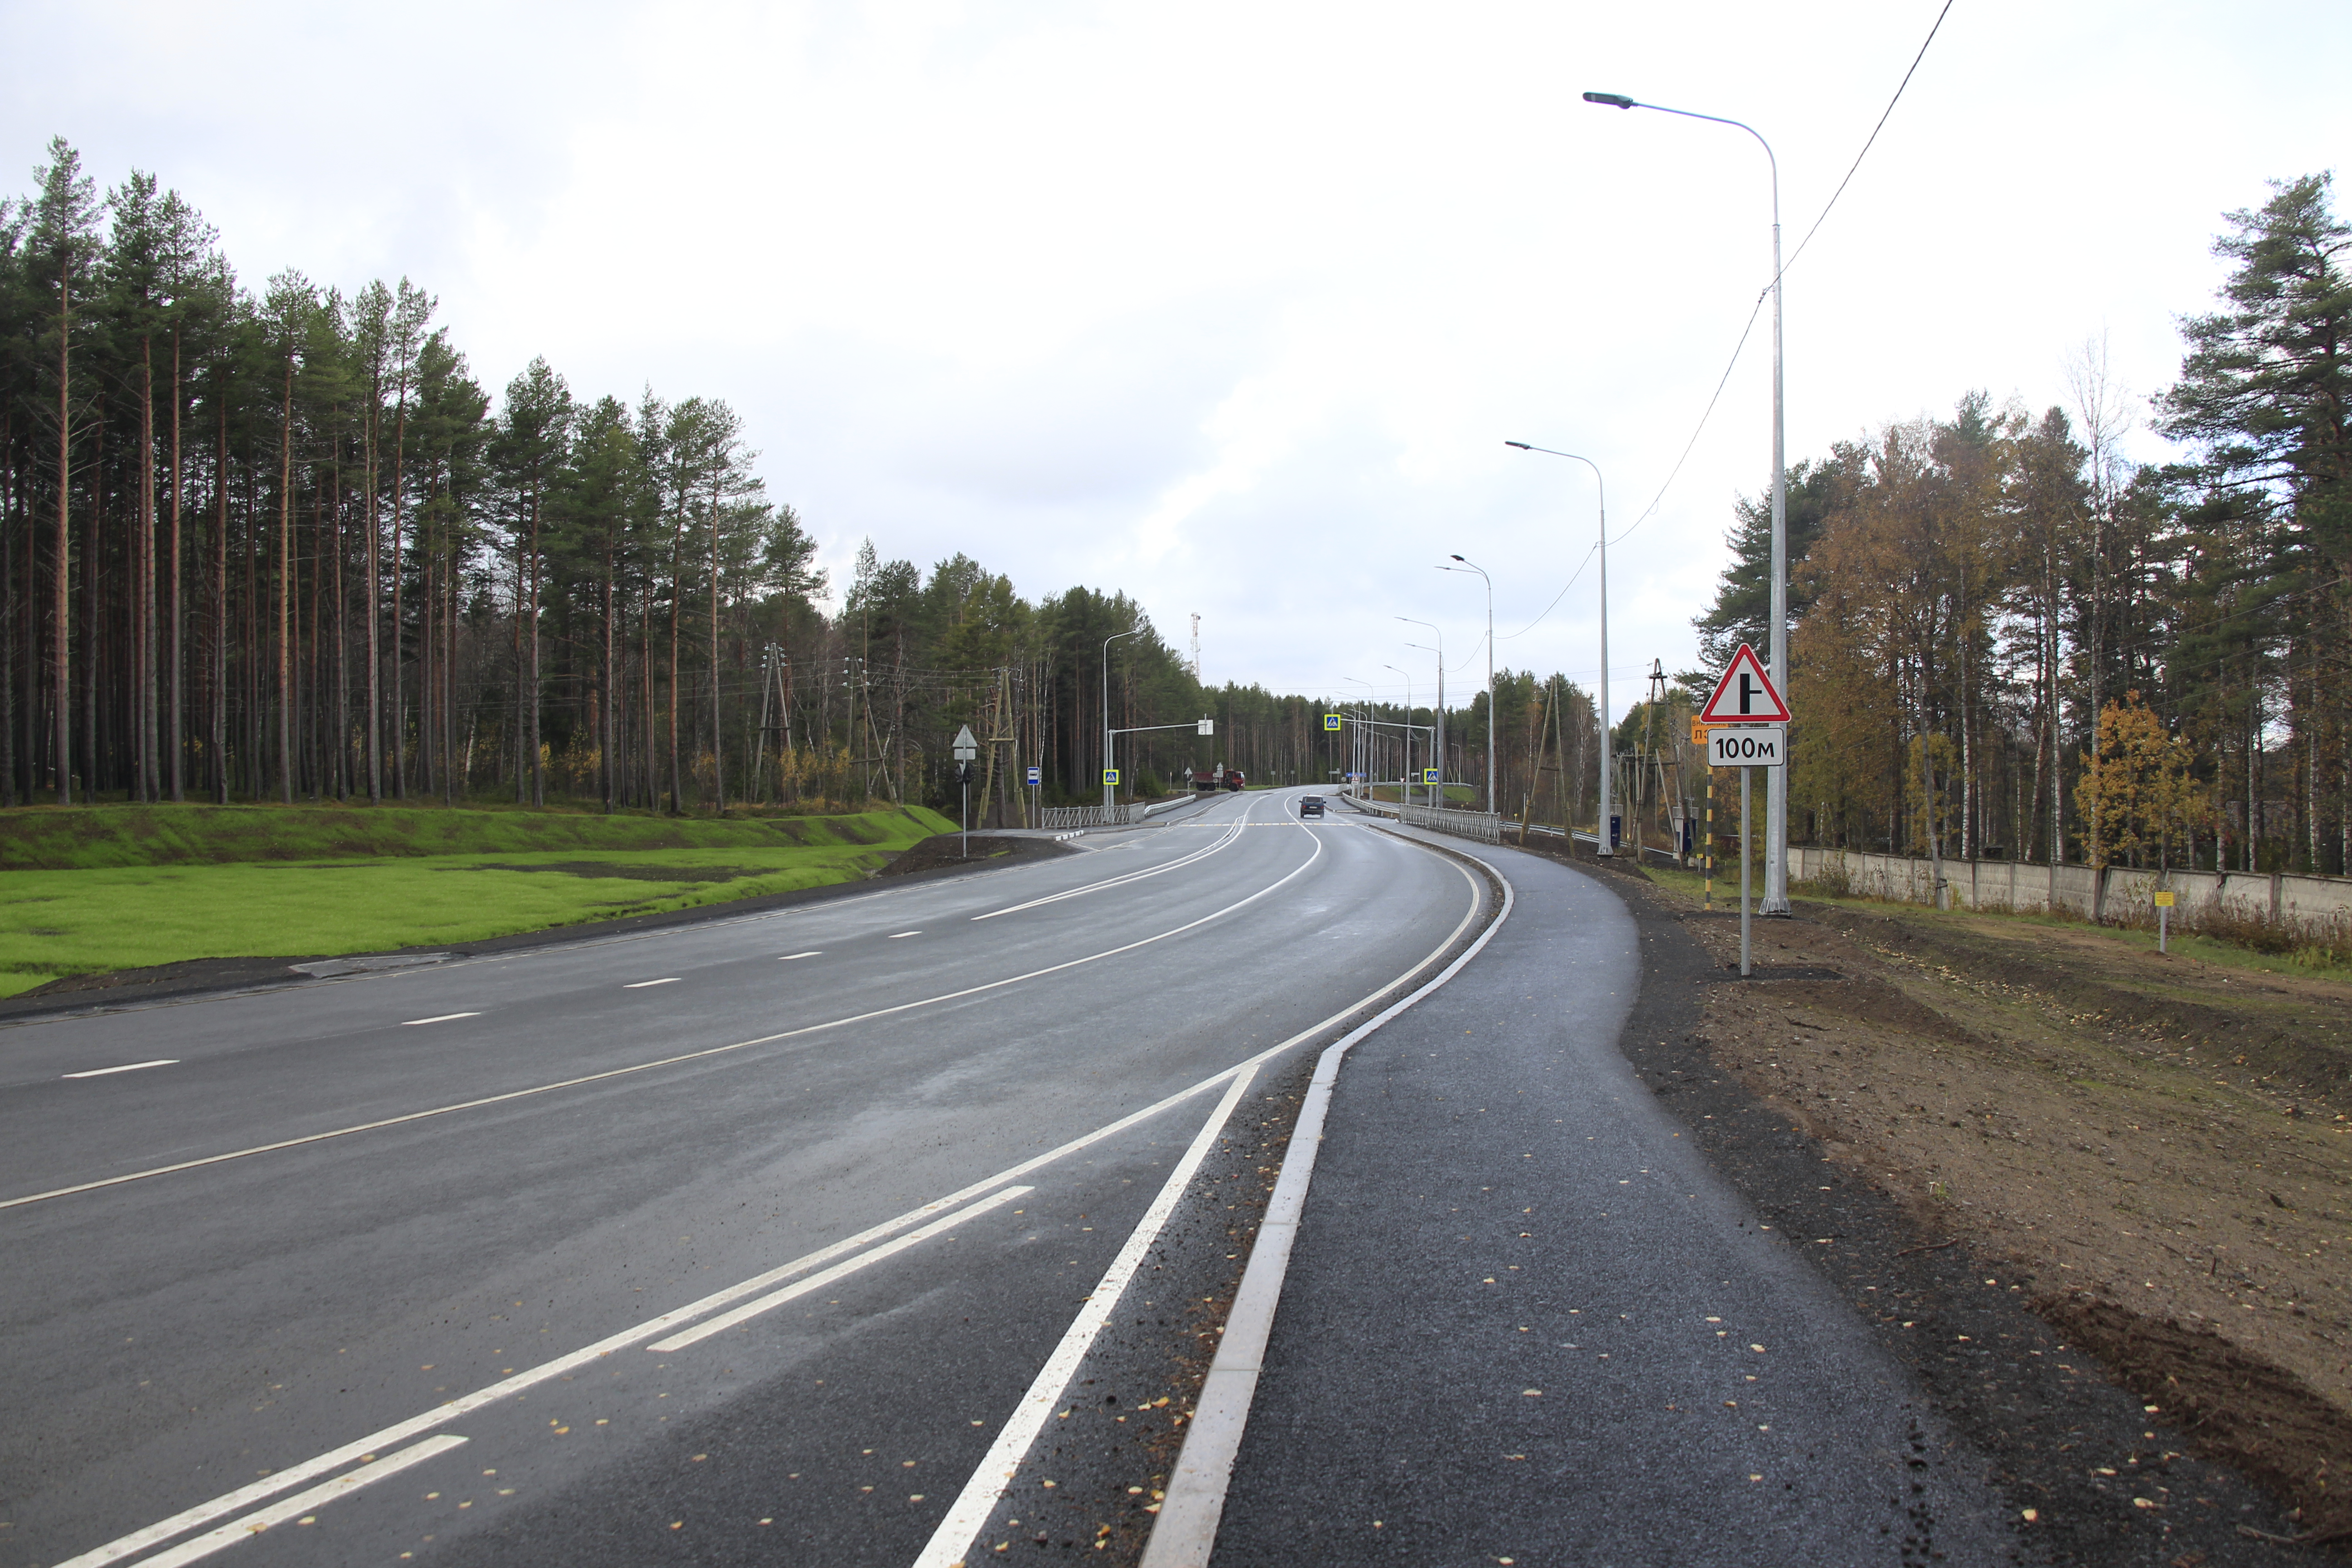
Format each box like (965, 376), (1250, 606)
(1559, 846), (2335, 1563)
(1195, 831), (2018, 1568)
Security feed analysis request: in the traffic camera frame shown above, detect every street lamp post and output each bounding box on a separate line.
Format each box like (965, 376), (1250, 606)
(1396, 617), (1443, 806)
(1382, 663), (1415, 803)
(1583, 87), (1787, 911)
(1102, 627), (1144, 814)
(1443, 556), (1495, 813)
(1406, 644), (1446, 807)
(1343, 675), (1374, 795)
(1505, 442), (1611, 855)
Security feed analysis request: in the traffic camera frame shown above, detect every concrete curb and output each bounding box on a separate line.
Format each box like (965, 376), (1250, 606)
(1137, 849), (1519, 1568)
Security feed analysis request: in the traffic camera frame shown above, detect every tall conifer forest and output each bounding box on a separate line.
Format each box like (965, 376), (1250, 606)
(1688, 172), (2351, 877)
(0, 139), (1602, 824)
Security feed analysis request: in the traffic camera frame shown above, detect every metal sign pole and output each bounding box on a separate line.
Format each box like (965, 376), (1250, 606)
(1740, 764), (1753, 978)
(951, 723), (979, 859)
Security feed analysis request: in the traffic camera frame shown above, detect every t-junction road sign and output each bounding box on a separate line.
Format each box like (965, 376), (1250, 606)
(1698, 643), (1789, 725)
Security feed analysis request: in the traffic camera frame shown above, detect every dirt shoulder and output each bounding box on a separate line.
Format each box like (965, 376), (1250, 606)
(1515, 835), (2348, 1560)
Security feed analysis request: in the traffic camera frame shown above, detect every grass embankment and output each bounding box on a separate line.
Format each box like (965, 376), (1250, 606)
(1645, 872), (2352, 1535)
(0, 802), (955, 998)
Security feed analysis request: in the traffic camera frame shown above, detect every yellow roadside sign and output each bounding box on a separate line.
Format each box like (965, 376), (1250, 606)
(2154, 890), (2176, 907)
(1690, 717), (1710, 747)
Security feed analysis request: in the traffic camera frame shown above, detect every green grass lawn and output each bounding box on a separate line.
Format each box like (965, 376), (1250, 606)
(0, 803), (954, 998)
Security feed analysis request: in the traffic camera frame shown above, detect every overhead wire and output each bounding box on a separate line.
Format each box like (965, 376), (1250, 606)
(1508, 0), (1958, 622)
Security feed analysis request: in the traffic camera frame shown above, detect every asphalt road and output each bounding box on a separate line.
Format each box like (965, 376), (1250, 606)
(1, 788), (1484, 1568)
(1200, 826), (2019, 1567)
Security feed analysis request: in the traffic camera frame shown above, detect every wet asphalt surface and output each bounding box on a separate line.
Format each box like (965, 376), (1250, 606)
(1211, 828), (2022, 1568)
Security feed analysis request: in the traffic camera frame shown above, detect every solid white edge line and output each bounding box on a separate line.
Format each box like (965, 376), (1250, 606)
(61, 1060), (179, 1079)
(54, 803), (1475, 1568)
(911, 1067), (1261, 1568)
(647, 1185), (1034, 1352)
(128, 1435), (468, 1568)
(398, 1013), (480, 1027)
(1137, 848), (1516, 1568)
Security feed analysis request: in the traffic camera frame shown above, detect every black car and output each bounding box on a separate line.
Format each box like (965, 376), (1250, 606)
(1298, 795), (1325, 818)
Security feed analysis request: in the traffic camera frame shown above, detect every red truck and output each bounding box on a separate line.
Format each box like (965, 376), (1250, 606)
(1188, 766), (1246, 793)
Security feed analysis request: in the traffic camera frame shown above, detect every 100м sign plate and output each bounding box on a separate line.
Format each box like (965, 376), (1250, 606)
(1708, 725), (1787, 768)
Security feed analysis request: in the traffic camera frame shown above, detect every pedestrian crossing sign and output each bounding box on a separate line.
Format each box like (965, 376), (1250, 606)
(1323, 713), (1342, 731)
(1102, 768), (1120, 785)
(1422, 768), (1439, 784)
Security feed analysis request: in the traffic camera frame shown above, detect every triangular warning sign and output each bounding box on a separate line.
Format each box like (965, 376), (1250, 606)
(1698, 643), (1790, 724)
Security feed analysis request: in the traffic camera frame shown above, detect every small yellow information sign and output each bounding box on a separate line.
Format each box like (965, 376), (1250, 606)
(2154, 890), (2176, 907)
(1690, 717), (1711, 747)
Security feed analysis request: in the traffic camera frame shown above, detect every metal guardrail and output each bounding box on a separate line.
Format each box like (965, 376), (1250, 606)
(1349, 795), (1502, 844)
(1038, 804), (1136, 829)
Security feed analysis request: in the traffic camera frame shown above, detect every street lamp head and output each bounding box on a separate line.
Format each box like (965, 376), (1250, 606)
(1583, 91), (1637, 109)
(1504, 440), (1531, 450)
(1450, 554), (1465, 562)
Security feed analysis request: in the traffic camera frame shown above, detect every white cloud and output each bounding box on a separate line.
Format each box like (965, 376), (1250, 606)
(9, 0), (2346, 725)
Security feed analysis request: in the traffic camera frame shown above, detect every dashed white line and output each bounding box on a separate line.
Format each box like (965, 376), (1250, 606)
(777, 951), (823, 961)
(887, 931), (921, 939)
(622, 978), (680, 988)
(399, 1013), (480, 1027)
(46, 829), (1479, 1568)
(61, 1060), (178, 1079)
(4, 821), (1335, 1215)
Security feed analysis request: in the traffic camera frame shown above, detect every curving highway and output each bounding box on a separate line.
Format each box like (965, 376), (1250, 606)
(1, 787), (1486, 1568)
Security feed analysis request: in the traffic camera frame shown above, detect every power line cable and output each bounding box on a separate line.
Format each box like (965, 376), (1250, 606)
(1510, 0), (1958, 622)
(1776, 0), (1955, 284)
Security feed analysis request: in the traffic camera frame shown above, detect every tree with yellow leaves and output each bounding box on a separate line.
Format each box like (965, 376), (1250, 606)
(2075, 692), (2213, 873)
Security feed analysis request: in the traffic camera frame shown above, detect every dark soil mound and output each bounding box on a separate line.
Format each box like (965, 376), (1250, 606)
(878, 833), (1079, 878)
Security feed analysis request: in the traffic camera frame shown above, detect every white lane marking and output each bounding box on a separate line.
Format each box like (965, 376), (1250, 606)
(399, 1013), (480, 1027)
(1140, 844), (1512, 1568)
(53, 823), (1480, 1568)
(61, 1060), (178, 1079)
(777, 952), (822, 961)
(648, 1185), (1034, 1352)
(128, 1436), (467, 1568)
(887, 931), (921, 939)
(622, 978), (680, 988)
(0, 805), (1385, 1216)
(971, 819), (1247, 921)
(913, 1068), (1260, 1568)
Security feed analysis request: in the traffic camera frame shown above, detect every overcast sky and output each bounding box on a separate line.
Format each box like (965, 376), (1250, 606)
(6, 0), (2345, 724)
